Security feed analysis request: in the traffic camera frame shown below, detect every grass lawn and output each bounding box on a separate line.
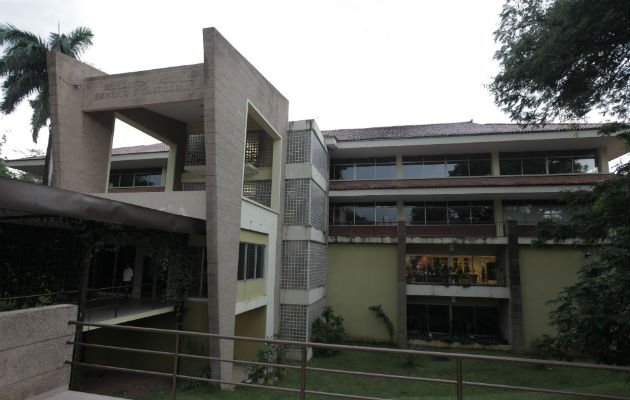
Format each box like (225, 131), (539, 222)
(134, 346), (629, 400)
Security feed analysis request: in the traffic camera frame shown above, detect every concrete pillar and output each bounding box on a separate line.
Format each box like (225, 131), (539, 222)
(491, 151), (500, 176)
(396, 154), (403, 179)
(47, 52), (115, 193)
(506, 220), (524, 353)
(494, 199), (504, 237)
(597, 147), (609, 173)
(397, 220), (407, 347)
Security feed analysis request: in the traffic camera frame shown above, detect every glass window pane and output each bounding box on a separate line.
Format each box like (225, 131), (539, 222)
(374, 164), (396, 179)
(500, 159), (521, 175)
(354, 203), (375, 225)
(355, 164), (374, 179)
(471, 202), (494, 224)
(422, 161), (446, 178)
(547, 157), (572, 174)
(404, 202), (425, 225)
(447, 160), (469, 177)
(573, 157), (597, 173)
(108, 173), (120, 188)
(334, 165), (354, 180)
(255, 245), (265, 278)
(237, 243), (246, 281)
(119, 173), (134, 187)
(452, 306), (475, 335)
(246, 243), (256, 279)
(375, 203), (397, 225)
(476, 307), (499, 335)
(469, 159), (492, 176)
(427, 305), (450, 333)
(426, 202), (447, 224)
(333, 204), (354, 225)
(448, 202), (471, 224)
(522, 158), (546, 174)
(402, 163), (423, 179)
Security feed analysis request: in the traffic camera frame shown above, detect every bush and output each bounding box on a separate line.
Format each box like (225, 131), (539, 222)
(311, 306), (346, 355)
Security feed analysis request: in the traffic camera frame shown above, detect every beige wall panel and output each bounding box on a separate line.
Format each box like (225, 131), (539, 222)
(82, 64), (204, 111)
(328, 243), (398, 342)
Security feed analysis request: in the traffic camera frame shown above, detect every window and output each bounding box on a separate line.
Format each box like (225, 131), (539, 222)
(406, 254), (501, 286)
(329, 202), (397, 225)
(408, 303), (500, 338)
(403, 201), (494, 225)
(402, 154), (491, 179)
(109, 168), (162, 188)
(502, 200), (571, 224)
(499, 150), (598, 175)
(330, 158), (396, 180)
(237, 242), (265, 281)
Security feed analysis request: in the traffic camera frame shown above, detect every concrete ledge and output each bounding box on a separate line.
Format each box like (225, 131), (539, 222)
(0, 304), (77, 400)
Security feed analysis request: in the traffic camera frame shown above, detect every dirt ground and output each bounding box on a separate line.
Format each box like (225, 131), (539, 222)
(81, 371), (171, 399)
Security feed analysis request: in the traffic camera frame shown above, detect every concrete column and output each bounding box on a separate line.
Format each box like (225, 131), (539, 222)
(506, 220), (524, 353)
(491, 151), (500, 176)
(396, 154), (403, 179)
(494, 199), (504, 237)
(597, 147), (609, 173)
(397, 220), (407, 347)
(165, 147), (178, 191)
(47, 52), (115, 193)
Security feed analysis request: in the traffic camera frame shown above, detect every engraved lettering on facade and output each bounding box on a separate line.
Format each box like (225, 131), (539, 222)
(93, 72), (201, 101)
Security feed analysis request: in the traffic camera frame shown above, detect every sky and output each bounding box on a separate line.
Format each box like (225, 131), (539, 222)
(0, 0), (617, 161)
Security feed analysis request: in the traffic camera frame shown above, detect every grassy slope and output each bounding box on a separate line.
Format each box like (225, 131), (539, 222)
(136, 347), (629, 400)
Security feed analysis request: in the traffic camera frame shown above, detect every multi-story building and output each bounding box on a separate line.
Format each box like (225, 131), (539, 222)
(3, 27), (627, 383)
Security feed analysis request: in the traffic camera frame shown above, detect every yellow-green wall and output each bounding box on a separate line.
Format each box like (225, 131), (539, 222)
(234, 306), (267, 360)
(519, 246), (582, 346)
(328, 243), (398, 342)
(236, 279), (266, 302)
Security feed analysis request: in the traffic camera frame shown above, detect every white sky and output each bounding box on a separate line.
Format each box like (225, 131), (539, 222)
(0, 0), (619, 162)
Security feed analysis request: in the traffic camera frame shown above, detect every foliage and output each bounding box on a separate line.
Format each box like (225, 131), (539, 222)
(530, 334), (570, 362)
(489, 0), (630, 124)
(533, 150), (629, 364)
(246, 341), (288, 385)
(0, 134), (42, 183)
(368, 304), (395, 343)
(311, 306), (346, 355)
(0, 23), (94, 141)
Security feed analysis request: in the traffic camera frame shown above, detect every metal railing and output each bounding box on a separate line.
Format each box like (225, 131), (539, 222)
(66, 320), (630, 400)
(0, 283), (167, 318)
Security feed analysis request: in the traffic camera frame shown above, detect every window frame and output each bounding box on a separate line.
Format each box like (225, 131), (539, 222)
(237, 242), (265, 281)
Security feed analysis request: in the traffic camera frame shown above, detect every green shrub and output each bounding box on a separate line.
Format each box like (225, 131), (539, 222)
(311, 306), (346, 355)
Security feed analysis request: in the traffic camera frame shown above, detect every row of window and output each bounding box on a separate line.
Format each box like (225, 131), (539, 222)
(499, 151), (598, 175)
(406, 255), (501, 286)
(237, 242), (265, 281)
(329, 200), (571, 226)
(329, 150), (599, 180)
(108, 168), (162, 188)
(329, 201), (495, 226)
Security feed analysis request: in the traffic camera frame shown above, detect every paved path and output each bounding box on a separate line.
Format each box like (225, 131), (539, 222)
(44, 391), (125, 400)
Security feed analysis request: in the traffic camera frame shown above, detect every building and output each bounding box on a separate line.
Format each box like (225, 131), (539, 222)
(3, 27), (627, 383)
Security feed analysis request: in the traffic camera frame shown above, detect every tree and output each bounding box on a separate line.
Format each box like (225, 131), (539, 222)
(491, 0), (629, 364)
(0, 23), (93, 184)
(0, 133), (42, 183)
(489, 0), (629, 124)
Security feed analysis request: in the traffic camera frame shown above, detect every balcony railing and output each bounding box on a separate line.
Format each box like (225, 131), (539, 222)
(407, 270), (505, 286)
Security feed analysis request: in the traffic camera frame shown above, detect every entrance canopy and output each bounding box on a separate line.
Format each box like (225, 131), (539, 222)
(0, 177), (205, 234)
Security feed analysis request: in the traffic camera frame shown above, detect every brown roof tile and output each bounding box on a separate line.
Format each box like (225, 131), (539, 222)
(322, 122), (602, 142)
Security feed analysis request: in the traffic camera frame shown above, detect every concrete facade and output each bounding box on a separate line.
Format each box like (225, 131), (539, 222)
(0, 304), (77, 400)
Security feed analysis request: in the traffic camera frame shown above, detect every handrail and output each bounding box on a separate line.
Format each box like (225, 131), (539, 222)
(66, 320), (630, 400)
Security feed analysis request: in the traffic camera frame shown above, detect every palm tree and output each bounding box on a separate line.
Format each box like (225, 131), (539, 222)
(0, 23), (93, 184)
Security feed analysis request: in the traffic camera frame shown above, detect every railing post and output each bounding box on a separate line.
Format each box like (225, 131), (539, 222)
(300, 344), (307, 400)
(171, 332), (180, 400)
(114, 287), (119, 318)
(456, 357), (463, 400)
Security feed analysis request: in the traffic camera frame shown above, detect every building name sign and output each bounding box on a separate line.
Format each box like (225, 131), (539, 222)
(93, 72), (201, 100)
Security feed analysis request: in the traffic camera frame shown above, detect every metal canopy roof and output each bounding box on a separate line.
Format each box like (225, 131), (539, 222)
(0, 177), (205, 234)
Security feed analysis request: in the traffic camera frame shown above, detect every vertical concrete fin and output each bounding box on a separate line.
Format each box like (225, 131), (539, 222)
(46, 51), (114, 193)
(506, 219), (525, 353)
(397, 220), (408, 347)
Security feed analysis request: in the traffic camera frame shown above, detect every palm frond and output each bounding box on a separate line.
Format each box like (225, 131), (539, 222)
(29, 89), (49, 142)
(0, 23), (42, 47)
